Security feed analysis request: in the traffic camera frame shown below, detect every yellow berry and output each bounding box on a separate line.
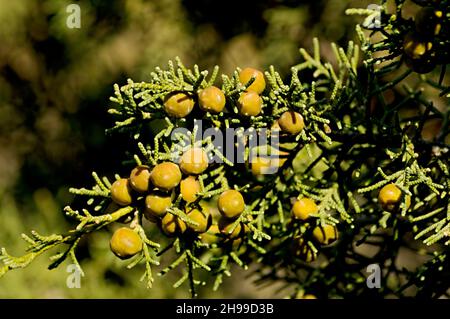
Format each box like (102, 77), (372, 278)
(129, 165), (151, 193)
(239, 67), (266, 94)
(150, 162), (182, 191)
(198, 86), (226, 113)
(292, 198), (318, 221)
(248, 146), (289, 176)
(403, 32), (433, 60)
(199, 224), (221, 245)
(378, 183), (403, 212)
(225, 237), (244, 250)
(237, 91), (262, 116)
(160, 213), (187, 237)
(250, 157), (271, 176)
(218, 190), (245, 219)
(250, 157), (286, 176)
(163, 92), (195, 118)
(218, 216), (243, 239)
(180, 147), (209, 175)
(144, 193), (172, 220)
(186, 208), (211, 233)
(312, 224), (338, 245)
(110, 178), (133, 206)
(180, 176), (201, 203)
(292, 237), (317, 262)
(278, 111), (304, 135)
(109, 227), (142, 259)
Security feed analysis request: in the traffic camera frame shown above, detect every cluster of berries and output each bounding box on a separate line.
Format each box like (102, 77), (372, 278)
(403, 5), (448, 73)
(106, 145), (252, 259)
(290, 198), (339, 262)
(289, 182), (410, 263)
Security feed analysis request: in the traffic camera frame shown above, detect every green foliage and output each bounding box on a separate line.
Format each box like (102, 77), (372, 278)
(0, 0), (449, 298)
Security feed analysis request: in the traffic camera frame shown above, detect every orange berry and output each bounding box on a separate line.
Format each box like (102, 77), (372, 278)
(300, 294), (317, 299)
(129, 165), (151, 193)
(110, 227), (142, 259)
(403, 31), (433, 60)
(180, 176), (201, 203)
(218, 190), (245, 219)
(160, 213), (187, 237)
(180, 148), (209, 175)
(250, 156), (286, 176)
(198, 86), (226, 113)
(292, 237), (317, 262)
(144, 193), (172, 220)
(415, 7), (442, 36)
(186, 208), (211, 233)
(150, 162), (182, 191)
(110, 178), (133, 206)
(278, 111), (304, 135)
(237, 91), (262, 116)
(218, 216), (243, 239)
(312, 224), (338, 245)
(163, 92), (195, 118)
(239, 67), (266, 94)
(378, 183), (409, 212)
(292, 198), (318, 221)
(199, 224), (221, 245)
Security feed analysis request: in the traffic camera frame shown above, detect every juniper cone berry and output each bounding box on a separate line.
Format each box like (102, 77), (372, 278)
(218, 190), (245, 219)
(160, 213), (187, 237)
(199, 224), (221, 245)
(278, 111), (305, 135)
(292, 237), (317, 262)
(129, 165), (151, 193)
(110, 178), (133, 206)
(218, 216), (243, 239)
(239, 67), (266, 94)
(110, 227), (143, 259)
(179, 147), (209, 175)
(237, 91), (263, 116)
(163, 92), (195, 118)
(150, 162), (182, 191)
(198, 86), (226, 113)
(403, 31), (433, 60)
(144, 193), (172, 220)
(292, 198), (318, 221)
(186, 208), (211, 233)
(312, 224), (338, 245)
(180, 176), (201, 203)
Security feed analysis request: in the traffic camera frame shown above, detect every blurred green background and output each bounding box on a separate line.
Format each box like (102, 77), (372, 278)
(0, 0), (373, 298)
